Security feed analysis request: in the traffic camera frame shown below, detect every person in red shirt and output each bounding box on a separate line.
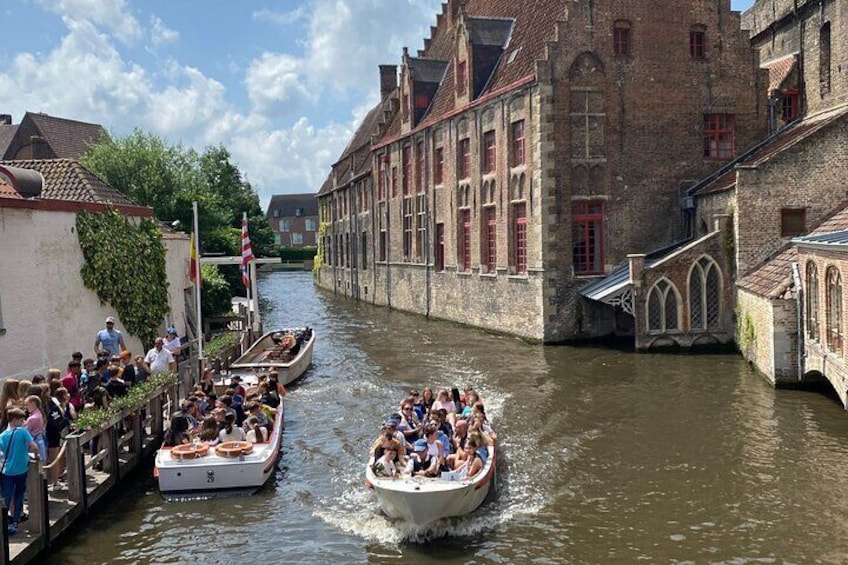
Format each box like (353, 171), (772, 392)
(61, 361), (83, 411)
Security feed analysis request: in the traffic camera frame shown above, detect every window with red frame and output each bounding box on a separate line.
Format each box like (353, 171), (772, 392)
(457, 60), (467, 95)
(781, 90), (799, 122)
(482, 130), (496, 174)
(572, 200), (604, 275)
(402, 146), (411, 195)
(513, 203), (527, 274)
(458, 138), (471, 179)
(483, 206), (496, 273)
(703, 114), (734, 160)
(459, 209), (471, 272)
(434, 147), (444, 185)
(416, 141), (425, 192)
(391, 166), (398, 198)
(690, 28), (706, 59)
(613, 22), (631, 57)
(511, 120), (525, 167)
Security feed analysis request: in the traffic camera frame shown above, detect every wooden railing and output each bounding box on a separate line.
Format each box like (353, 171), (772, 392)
(0, 381), (178, 564)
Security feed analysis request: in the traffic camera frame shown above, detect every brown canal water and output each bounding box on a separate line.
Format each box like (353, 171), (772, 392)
(48, 271), (848, 564)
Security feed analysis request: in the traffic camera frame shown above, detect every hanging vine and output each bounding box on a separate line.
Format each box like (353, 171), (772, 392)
(76, 209), (170, 346)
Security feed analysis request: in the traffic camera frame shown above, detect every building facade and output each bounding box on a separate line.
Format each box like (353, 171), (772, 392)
(316, 0), (764, 342)
(266, 193), (319, 248)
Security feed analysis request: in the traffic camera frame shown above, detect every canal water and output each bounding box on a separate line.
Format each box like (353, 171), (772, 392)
(49, 271), (848, 564)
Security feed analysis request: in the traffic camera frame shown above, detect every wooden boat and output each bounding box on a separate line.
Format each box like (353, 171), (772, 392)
(365, 442), (496, 526)
(220, 327), (315, 390)
(155, 400), (285, 495)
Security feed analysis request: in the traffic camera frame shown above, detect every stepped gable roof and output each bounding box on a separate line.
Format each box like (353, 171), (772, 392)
(738, 204), (848, 299)
(694, 104), (848, 196)
(0, 158), (139, 207)
(18, 112), (107, 159)
(267, 193), (318, 217)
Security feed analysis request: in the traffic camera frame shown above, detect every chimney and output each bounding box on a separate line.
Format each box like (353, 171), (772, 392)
(379, 65), (398, 101)
(0, 114), (11, 125)
(29, 135), (48, 159)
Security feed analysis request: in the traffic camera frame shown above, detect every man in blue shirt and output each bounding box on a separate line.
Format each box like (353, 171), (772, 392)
(0, 408), (39, 534)
(94, 317), (126, 357)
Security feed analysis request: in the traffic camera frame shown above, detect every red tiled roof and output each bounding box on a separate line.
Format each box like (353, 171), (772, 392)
(762, 54), (797, 93)
(0, 175), (21, 200)
(738, 200), (848, 298)
(0, 159), (139, 207)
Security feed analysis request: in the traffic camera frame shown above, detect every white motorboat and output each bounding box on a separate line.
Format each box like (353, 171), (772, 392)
(155, 401), (285, 495)
(218, 327), (315, 390)
(365, 443), (496, 526)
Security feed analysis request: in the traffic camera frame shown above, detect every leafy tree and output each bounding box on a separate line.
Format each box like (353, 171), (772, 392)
(199, 264), (232, 317)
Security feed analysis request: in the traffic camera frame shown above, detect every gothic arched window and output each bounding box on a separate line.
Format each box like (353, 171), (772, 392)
(647, 278), (680, 333)
(689, 256), (721, 331)
(806, 261), (819, 340)
(826, 266), (842, 355)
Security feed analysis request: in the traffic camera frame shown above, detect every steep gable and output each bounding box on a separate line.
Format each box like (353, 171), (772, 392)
(3, 112), (108, 160)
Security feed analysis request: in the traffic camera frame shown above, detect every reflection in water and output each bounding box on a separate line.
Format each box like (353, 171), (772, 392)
(49, 272), (848, 564)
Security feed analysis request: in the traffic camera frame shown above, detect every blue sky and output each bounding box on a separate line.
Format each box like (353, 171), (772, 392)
(0, 0), (755, 209)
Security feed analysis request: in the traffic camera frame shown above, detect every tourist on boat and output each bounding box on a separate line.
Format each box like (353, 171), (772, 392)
(94, 316), (126, 357)
(193, 390), (210, 416)
(145, 337), (176, 375)
(244, 417), (267, 443)
(446, 419), (470, 470)
(420, 387), (435, 413)
(24, 395), (47, 462)
(228, 376), (247, 398)
(199, 369), (215, 397)
(371, 444), (399, 478)
(179, 398), (200, 429)
(461, 391), (479, 419)
(0, 407), (40, 535)
(163, 414), (192, 447)
(463, 435), (485, 479)
(218, 412), (245, 443)
(432, 389), (458, 426)
(164, 327), (182, 356)
(104, 367), (128, 399)
(398, 401), (422, 443)
(198, 416), (220, 445)
(403, 438), (439, 477)
(244, 401), (270, 429)
(257, 382), (280, 409)
(370, 431), (406, 466)
(384, 418), (409, 451)
(133, 355), (150, 384)
(422, 424), (447, 469)
(266, 371), (287, 397)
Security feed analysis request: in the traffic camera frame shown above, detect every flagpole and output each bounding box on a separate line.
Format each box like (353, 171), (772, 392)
(193, 201), (204, 373)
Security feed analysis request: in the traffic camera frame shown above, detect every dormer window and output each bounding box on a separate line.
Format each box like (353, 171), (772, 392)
(456, 60), (467, 95)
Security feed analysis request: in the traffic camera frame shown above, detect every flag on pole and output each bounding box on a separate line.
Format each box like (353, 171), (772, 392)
(241, 213), (255, 288)
(189, 231), (201, 287)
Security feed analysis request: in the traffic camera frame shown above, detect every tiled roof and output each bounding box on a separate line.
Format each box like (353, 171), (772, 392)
(267, 193), (318, 217)
(0, 175), (21, 200)
(0, 158), (139, 207)
(25, 112), (107, 159)
(762, 53), (797, 93)
(738, 203), (848, 298)
(0, 124), (18, 157)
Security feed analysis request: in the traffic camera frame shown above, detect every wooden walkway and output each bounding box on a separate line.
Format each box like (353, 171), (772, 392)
(1, 383), (176, 564)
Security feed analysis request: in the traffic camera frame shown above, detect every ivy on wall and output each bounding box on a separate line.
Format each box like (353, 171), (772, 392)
(313, 219), (329, 276)
(76, 209), (170, 346)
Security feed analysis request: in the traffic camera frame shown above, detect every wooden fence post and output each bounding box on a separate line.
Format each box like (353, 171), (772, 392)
(65, 436), (86, 510)
(103, 427), (118, 477)
(0, 503), (9, 565)
(26, 459), (48, 549)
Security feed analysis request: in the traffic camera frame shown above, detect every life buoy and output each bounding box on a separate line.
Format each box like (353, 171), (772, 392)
(216, 441), (254, 458)
(170, 442), (210, 460)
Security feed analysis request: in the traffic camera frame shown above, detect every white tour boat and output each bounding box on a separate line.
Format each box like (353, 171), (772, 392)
(366, 442), (496, 526)
(222, 327), (315, 388)
(155, 401), (285, 495)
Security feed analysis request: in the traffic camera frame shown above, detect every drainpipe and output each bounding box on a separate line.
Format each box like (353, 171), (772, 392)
(791, 261), (804, 382)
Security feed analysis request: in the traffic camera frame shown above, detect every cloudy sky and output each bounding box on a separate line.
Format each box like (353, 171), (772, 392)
(1, 0), (755, 209)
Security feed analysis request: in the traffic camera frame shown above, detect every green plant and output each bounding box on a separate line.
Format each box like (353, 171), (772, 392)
(76, 209), (169, 345)
(204, 331), (239, 359)
(313, 220), (329, 275)
(737, 310), (756, 350)
(72, 372), (179, 432)
(199, 264), (232, 317)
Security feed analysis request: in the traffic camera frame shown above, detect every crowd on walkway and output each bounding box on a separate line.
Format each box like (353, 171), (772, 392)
(0, 317), (184, 535)
(369, 386), (496, 480)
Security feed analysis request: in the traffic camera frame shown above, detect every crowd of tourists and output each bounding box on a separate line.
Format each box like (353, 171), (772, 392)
(0, 317), (183, 535)
(162, 370), (285, 448)
(369, 386), (496, 480)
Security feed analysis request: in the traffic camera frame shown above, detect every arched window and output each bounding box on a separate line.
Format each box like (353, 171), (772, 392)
(647, 278), (680, 333)
(827, 266), (842, 355)
(689, 256), (722, 331)
(806, 261), (819, 340)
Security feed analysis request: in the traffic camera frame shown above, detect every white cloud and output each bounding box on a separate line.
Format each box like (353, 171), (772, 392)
(37, 0), (143, 44)
(252, 7), (307, 26)
(150, 15), (178, 47)
(244, 52), (310, 115)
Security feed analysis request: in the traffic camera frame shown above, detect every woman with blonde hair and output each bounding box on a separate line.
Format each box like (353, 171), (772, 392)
(0, 379), (20, 429)
(15, 381), (31, 405)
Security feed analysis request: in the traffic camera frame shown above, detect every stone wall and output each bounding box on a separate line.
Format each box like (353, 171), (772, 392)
(736, 288), (798, 385)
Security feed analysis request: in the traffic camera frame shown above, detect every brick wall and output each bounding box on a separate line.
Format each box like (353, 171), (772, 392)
(736, 288), (798, 384)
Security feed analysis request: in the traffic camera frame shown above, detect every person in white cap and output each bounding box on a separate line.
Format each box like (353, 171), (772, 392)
(94, 317), (126, 357)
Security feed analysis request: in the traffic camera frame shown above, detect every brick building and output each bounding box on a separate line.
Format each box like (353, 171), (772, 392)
(266, 193), (319, 248)
(316, 0), (764, 342)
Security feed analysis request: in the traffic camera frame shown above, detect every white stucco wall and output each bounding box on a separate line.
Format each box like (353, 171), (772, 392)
(0, 206), (190, 379)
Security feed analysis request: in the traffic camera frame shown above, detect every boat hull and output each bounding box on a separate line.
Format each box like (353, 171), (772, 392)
(226, 328), (315, 387)
(156, 401), (285, 494)
(366, 445), (496, 526)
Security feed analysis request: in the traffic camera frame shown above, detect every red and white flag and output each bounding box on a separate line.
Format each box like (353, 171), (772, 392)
(241, 213), (255, 288)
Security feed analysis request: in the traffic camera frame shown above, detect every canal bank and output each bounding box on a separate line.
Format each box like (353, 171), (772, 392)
(42, 271), (848, 564)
